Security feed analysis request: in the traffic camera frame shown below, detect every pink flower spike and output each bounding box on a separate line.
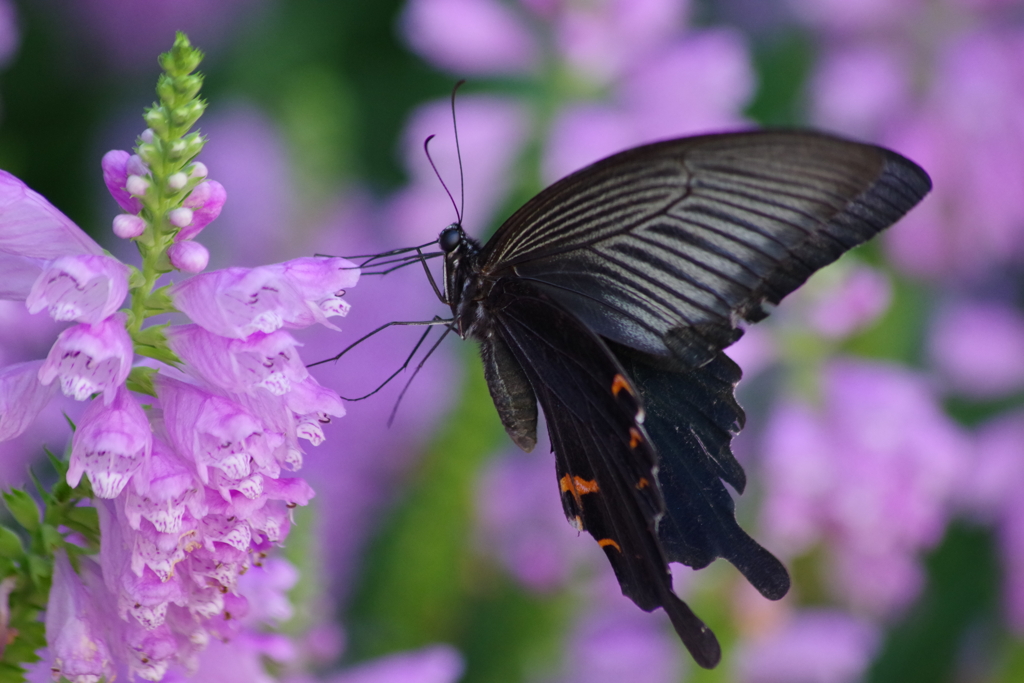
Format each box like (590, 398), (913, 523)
(167, 325), (308, 396)
(26, 253), (130, 324)
(46, 551), (116, 683)
(101, 150), (143, 214)
(0, 170), (104, 258)
(38, 312), (133, 404)
(0, 360), (58, 442)
(168, 239), (209, 273)
(178, 179), (226, 240)
(68, 385), (152, 497)
(112, 214), (146, 239)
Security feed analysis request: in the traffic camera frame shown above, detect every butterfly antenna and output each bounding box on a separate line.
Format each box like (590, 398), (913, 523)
(451, 79), (466, 225)
(424, 134), (462, 226)
(388, 322), (456, 426)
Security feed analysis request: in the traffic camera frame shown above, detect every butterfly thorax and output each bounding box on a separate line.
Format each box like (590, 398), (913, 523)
(439, 224), (490, 339)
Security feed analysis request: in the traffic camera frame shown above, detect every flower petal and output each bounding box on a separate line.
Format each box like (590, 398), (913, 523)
(0, 170), (104, 258)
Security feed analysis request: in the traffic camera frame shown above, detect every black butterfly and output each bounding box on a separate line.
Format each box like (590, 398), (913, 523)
(428, 130), (930, 668)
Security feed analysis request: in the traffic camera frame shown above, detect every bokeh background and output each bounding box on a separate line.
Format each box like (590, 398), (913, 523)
(2, 0), (1024, 681)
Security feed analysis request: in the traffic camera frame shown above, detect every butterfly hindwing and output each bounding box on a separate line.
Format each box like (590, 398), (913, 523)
(481, 131), (931, 368)
(619, 350), (790, 600)
(483, 278), (721, 668)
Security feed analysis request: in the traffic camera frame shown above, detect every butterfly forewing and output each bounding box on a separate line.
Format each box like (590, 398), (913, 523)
(479, 131), (931, 368)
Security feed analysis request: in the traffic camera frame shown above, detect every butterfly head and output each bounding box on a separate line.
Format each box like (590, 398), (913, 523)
(439, 223), (463, 254)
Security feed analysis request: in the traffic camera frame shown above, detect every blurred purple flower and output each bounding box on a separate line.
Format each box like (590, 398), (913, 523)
(0, 0), (18, 68)
(556, 594), (684, 683)
(734, 609), (881, 683)
(543, 28), (754, 181)
(786, 0), (921, 33)
(549, 0), (690, 84)
(884, 30), (1024, 280)
(804, 12), (1024, 280)
(809, 44), (912, 139)
(51, 0), (266, 72)
(803, 264), (891, 339)
(761, 359), (969, 616)
(321, 644), (464, 683)
(962, 414), (1024, 632)
(386, 95), (531, 244)
(475, 446), (588, 591)
(401, 0), (538, 75)
(194, 104), (295, 268)
(929, 300), (1024, 398)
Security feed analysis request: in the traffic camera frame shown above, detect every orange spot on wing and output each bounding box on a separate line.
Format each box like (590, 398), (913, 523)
(629, 427), (643, 449)
(560, 474), (600, 508)
(598, 538), (622, 552)
(636, 477), (650, 490)
(611, 373), (633, 398)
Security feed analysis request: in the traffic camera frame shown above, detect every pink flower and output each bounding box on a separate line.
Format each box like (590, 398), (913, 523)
(123, 439), (205, 534)
(168, 239), (210, 273)
(177, 179), (226, 240)
(26, 253), (131, 324)
(551, 0), (690, 84)
(102, 149), (144, 214)
(0, 360), (58, 441)
(803, 264), (892, 339)
(68, 385), (153, 498)
(325, 644), (465, 683)
(170, 257), (358, 338)
(156, 375), (278, 487)
(386, 95), (531, 245)
(112, 213), (146, 239)
(929, 301), (1024, 398)
(734, 609), (880, 683)
(46, 551), (116, 683)
(166, 324), (308, 396)
(38, 312), (133, 404)
(0, 170), (104, 259)
(761, 359), (969, 615)
(475, 447), (588, 591)
(401, 0), (539, 75)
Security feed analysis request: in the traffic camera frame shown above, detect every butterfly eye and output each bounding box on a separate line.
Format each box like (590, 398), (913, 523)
(439, 225), (462, 253)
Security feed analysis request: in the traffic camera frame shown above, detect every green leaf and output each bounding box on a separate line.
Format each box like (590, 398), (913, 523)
(0, 661), (29, 683)
(0, 527), (23, 558)
(144, 287), (177, 316)
(2, 492), (39, 533)
(61, 508), (100, 548)
(1, 619), (45, 669)
(126, 366), (159, 397)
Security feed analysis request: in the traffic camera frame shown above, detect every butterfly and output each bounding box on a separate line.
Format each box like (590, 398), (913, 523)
(422, 130), (930, 668)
